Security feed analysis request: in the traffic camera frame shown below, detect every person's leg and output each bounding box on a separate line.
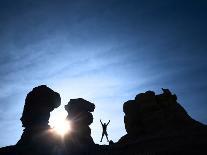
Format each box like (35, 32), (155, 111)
(100, 132), (104, 142)
(103, 132), (109, 142)
(105, 133), (109, 142)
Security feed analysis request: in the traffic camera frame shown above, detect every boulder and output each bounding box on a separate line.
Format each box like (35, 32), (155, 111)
(17, 85), (61, 155)
(64, 98), (95, 153)
(118, 89), (207, 154)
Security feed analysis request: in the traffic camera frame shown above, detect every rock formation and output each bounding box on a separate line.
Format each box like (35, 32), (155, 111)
(17, 85), (61, 155)
(1, 87), (207, 155)
(64, 98), (95, 153)
(117, 88), (207, 154)
(0, 85), (61, 155)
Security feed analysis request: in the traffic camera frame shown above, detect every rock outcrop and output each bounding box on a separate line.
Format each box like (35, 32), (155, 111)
(0, 85), (61, 155)
(117, 88), (207, 154)
(1, 87), (207, 155)
(64, 98), (95, 153)
(18, 85), (61, 155)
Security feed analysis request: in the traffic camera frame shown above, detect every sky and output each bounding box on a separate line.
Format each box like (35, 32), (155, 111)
(0, 0), (207, 147)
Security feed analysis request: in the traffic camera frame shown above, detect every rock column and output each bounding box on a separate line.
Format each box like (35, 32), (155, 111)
(65, 98), (95, 146)
(16, 85), (61, 155)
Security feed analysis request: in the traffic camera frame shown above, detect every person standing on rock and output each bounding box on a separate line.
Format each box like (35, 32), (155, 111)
(100, 119), (110, 142)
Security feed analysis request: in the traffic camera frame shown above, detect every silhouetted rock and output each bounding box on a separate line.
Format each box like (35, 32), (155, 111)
(117, 88), (207, 154)
(64, 98), (95, 153)
(7, 85), (61, 155)
(20, 85), (61, 128)
(18, 85), (61, 155)
(1, 87), (207, 155)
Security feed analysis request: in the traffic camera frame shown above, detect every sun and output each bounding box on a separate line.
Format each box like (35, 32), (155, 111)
(52, 119), (71, 136)
(49, 108), (71, 136)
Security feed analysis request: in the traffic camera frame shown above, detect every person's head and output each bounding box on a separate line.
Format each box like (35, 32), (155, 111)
(104, 123), (106, 126)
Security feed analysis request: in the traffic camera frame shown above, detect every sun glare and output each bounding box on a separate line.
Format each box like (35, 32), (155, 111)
(49, 108), (71, 136)
(52, 120), (71, 136)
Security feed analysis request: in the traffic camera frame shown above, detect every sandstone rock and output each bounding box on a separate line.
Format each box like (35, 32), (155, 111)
(64, 98), (95, 153)
(17, 85), (61, 155)
(118, 88), (207, 154)
(20, 85), (61, 128)
(1, 87), (207, 155)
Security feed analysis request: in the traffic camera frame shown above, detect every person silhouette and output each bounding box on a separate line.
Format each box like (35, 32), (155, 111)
(100, 119), (110, 142)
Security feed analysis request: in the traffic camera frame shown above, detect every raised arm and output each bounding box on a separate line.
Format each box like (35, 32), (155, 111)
(100, 119), (103, 125)
(107, 120), (110, 126)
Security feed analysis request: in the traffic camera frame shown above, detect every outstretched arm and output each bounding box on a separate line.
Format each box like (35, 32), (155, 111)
(100, 119), (103, 125)
(107, 120), (110, 126)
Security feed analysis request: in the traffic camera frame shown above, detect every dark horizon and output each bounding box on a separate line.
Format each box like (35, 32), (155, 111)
(0, 0), (207, 147)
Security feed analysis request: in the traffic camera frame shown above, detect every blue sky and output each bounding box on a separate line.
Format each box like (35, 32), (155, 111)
(0, 0), (207, 147)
